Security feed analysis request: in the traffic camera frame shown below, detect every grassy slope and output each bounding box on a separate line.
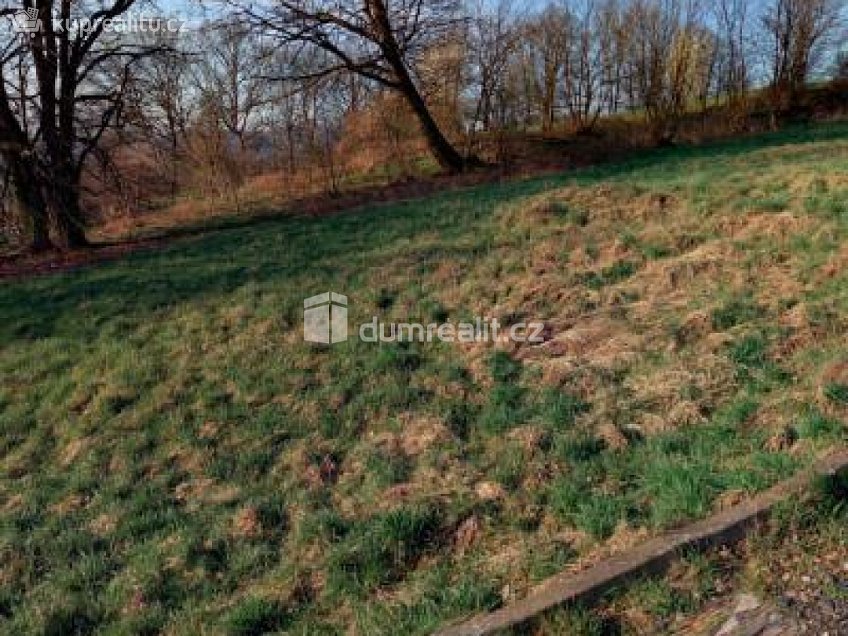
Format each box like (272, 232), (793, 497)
(2, 123), (848, 634)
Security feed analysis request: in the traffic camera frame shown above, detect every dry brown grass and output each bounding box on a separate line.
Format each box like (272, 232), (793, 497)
(422, 135), (848, 548)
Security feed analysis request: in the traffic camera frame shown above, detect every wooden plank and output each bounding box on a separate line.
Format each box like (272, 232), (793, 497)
(436, 450), (848, 636)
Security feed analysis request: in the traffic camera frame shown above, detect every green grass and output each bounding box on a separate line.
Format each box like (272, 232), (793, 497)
(530, 465), (848, 635)
(2, 122), (848, 633)
(824, 383), (848, 406)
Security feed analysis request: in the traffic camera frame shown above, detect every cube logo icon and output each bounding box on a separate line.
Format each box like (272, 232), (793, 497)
(304, 292), (348, 344)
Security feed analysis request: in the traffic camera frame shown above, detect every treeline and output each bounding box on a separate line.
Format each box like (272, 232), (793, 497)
(466, 0), (844, 137)
(0, 0), (845, 251)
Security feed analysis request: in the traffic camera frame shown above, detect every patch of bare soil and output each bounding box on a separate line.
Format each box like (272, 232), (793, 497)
(0, 239), (164, 280)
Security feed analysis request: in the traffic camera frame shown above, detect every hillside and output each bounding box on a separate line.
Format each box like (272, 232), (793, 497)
(2, 123), (848, 634)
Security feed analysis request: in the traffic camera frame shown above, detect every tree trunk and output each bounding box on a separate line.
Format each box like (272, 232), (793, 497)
(53, 212), (89, 249)
(8, 156), (53, 252)
(542, 62), (557, 134)
(50, 179), (88, 249)
(392, 60), (467, 173)
(286, 124), (296, 173)
(368, 0), (468, 173)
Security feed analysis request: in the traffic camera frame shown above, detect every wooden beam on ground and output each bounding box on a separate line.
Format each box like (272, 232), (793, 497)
(436, 449), (848, 636)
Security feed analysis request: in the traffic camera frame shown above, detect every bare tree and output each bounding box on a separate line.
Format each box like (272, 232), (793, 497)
(232, 0), (473, 173)
(714, 0), (749, 104)
(417, 31), (465, 139)
(622, 0), (715, 143)
(761, 0), (844, 114)
(272, 78), (306, 174)
(194, 23), (272, 153)
(596, 0), (628, 115)
(466, 0), (521, 133)
(527, 4), (569, 132)
(0, 1), (172, 249)
(134, 37), (193, 198)
(562, 0), (606, 132)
